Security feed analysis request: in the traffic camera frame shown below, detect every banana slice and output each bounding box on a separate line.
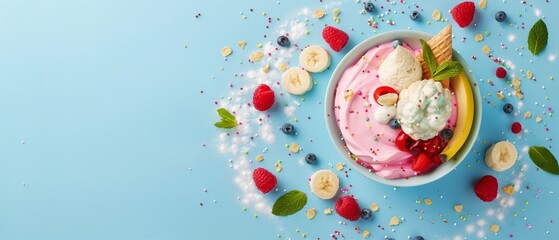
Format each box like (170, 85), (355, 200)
(299, 45), (331, 73)
(309, 169), (339, 199)
(485, 141), (518, 172)
(282, 67), (313, 95)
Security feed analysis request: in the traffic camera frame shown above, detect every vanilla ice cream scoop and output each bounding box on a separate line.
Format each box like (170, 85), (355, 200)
(397, 79), (452, 140)
(378, 46), (422, 91)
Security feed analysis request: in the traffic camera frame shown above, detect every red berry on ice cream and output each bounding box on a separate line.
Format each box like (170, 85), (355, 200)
(395, 131), (415, 152)
(412, 153), (432, 172)
(450, 1), (475, 28)
(335, 196), (361, 221)
(496, 67), (507, 79)
(322, 26), (349, 52)
(252, 84), (275, 111)
(474, 175), (498, 202)
(421, 136), (444, 155)
(252, 167), (277, 194)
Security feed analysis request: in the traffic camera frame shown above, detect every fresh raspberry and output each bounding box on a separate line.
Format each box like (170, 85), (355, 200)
(335, 196), (361, 221)
(322, 26), (349, 52)
(252, 167), (277, 194)
(511, 122), (522, 134)
(252, 84), (275, 111)
(496, 67), (507, 79)
(450, 1), (475, 28)
(474, 175), (498, 202)
(412, 153), (432, 172)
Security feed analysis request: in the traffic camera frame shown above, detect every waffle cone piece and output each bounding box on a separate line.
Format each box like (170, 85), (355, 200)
(417, 24), (453, 88)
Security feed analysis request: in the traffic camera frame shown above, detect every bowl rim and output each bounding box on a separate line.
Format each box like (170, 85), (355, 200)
(324, 30), (482, 187)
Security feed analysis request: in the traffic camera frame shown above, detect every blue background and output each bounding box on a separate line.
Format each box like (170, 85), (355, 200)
(1, 0), (557, 239)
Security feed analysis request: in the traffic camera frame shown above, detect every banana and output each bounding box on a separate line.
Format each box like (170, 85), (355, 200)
(485, 141), (518, 172)
(299, 45), (331, 73)
(282, 67), (313, 95)
(309, 169), (339, 200)
(439, 72), (475, 161)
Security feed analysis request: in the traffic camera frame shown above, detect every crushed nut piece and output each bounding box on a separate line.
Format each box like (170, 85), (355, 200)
(479, 0), (487, 9)
(250, 51), (264, 62)
(324, 208), (333, 215)
(221, 47), (233, 57)
(362, 230), (370, 238)
(502, 185), (515, 195)
(475, 33), (484, 42)
(482, 45), (491, 54)
(313, 9), (325, 19)
(424, 198), (432, 206)
(497, 91), (504, 100)
(454, 204), (464, 213)
(256, 154), (264, 162)
(490, 224), (500, 233)
(306, 208), (316, 220)
(370, 203), (380, 212)
(389, 216), (400, 226)
(524, 111), (532, 118)
(289, 142), (300, 153)
(262, 63), (270, 73)
(237, 41), (246, 49)
(432, 9), (441, 20)
(336, 162), (345, 171)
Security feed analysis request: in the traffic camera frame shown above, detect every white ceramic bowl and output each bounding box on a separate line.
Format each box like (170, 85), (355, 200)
(325, 30), (482, 187)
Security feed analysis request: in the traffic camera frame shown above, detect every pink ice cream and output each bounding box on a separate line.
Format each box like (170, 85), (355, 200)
(333, 42), (458, 179)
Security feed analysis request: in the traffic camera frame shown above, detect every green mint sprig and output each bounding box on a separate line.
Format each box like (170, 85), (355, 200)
(420, 39), (463, 81)
(214, 108), (237, 129)
(527, 19), (548, 55)
(528, 146), (559, 175)
(272, 190), (307, 216)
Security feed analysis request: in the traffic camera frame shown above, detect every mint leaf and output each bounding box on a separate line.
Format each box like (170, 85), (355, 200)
(214, 121), (236, 129)
(217, 108), (235, 122)
(272, 190), (307, 216)
(432, 61), (464, 81)
(528, 146), (559, 175)
(214, 108), (237, 129)
(528, 19), (548, 55)
(420, 39), (437, 76)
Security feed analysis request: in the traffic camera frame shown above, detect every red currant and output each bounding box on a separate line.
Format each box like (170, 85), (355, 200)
(511, 122), (522, 134)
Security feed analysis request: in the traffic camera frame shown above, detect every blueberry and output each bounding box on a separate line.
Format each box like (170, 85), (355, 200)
(495, 11), (507, 22)
(305, 153), (317, 164)
(410, 10), (420, 21)
(364, 2), (375, 12)
(391, 40), (403, 49)
(277, 35), (290, 47)
(360, 208), (373, 219)
(439, 128), (453, 140)
(413, 236), (425, 240)
(388, 118), (400, 129)
(503, 103), (514, 114)
(281, 123), (295, 134)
